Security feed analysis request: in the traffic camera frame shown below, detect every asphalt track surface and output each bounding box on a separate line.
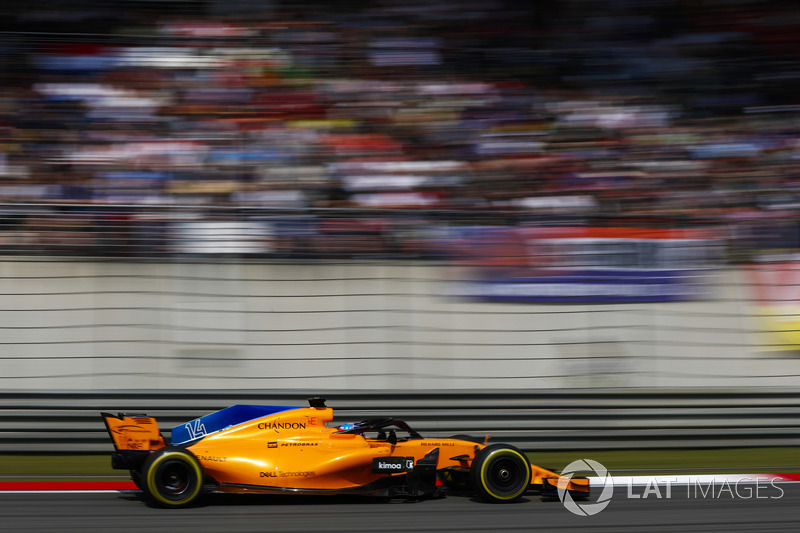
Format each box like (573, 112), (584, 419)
(2, 485), (798, 533)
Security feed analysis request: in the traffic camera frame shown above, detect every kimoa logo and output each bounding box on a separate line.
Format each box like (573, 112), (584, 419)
(378, 462), (404, 469)
(558, 459), (614, 517)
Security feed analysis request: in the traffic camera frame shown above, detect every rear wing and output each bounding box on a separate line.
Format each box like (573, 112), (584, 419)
(101, 412), (166, 452)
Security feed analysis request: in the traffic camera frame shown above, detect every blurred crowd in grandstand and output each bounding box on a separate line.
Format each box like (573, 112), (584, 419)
(0, 0), (799, 257)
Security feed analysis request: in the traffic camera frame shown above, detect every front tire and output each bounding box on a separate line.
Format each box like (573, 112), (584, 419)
(470, 444), (531, 503)
(141, 447), (204, 508)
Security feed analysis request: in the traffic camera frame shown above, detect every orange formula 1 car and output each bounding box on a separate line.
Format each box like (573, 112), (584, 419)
(101, 397), (588, 507)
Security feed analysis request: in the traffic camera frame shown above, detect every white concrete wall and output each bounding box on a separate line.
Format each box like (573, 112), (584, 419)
(0, 260), (789, 390)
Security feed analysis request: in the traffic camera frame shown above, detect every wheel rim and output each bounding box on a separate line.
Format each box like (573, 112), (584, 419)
(487, 457), (524, 494)
(157, 460), (193, 499)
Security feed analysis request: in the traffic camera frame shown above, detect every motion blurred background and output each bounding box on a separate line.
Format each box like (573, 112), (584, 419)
(2, 0), (800, 454)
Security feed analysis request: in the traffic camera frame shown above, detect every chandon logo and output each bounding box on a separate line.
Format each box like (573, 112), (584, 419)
(258, 421), (306, 431)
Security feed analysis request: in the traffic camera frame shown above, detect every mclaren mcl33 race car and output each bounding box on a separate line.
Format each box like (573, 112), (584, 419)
(102, 397), (589, 507)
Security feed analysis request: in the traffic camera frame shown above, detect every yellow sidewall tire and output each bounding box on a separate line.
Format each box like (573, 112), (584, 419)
(472, 444), (531, 503)
(143, 448), (204, 507)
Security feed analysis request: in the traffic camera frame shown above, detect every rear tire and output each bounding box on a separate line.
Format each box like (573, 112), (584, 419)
(141, 447), (204, 508)
(470, 444), (531, 503)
